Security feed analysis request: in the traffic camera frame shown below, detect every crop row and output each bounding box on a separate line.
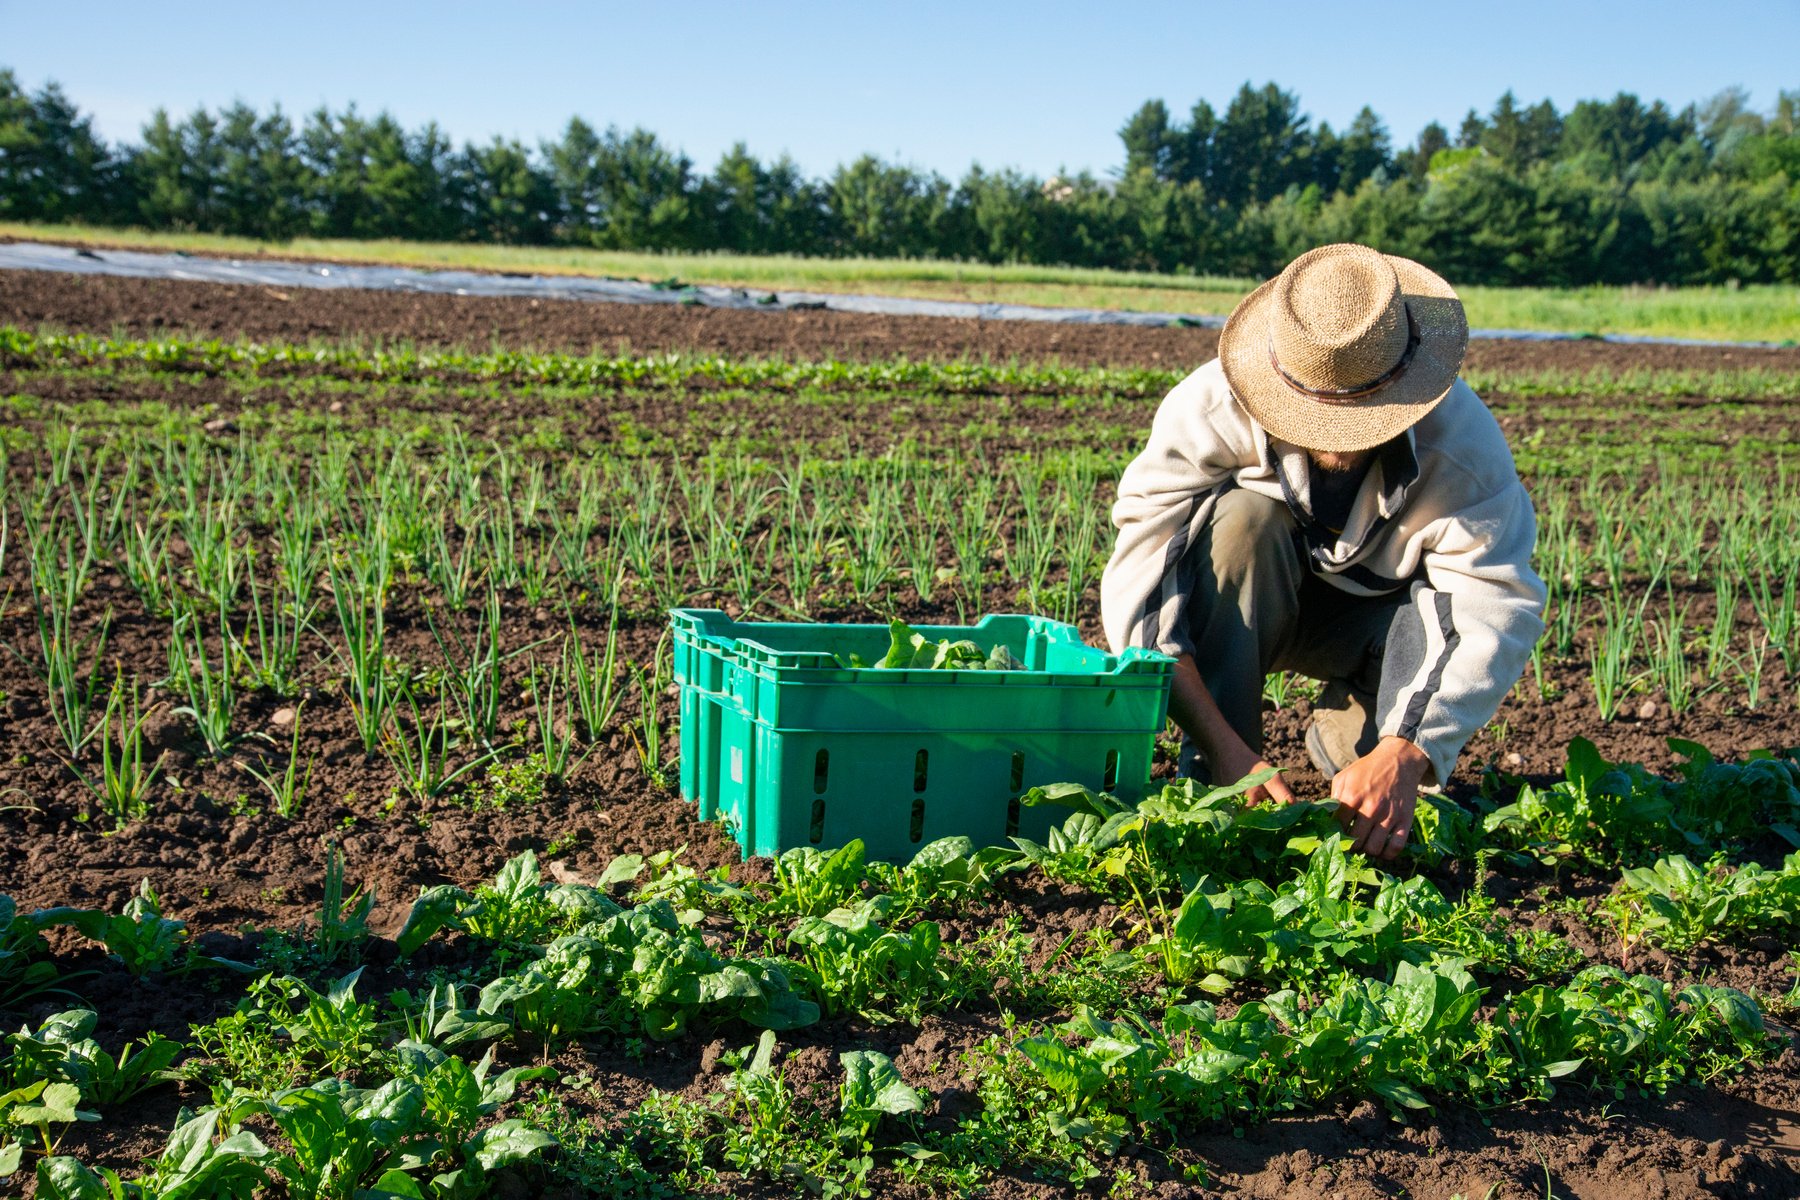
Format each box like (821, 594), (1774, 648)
(2, 413), (1795, 832)
(0, 328), (1189, 398)
(9, 327), (1800, 402)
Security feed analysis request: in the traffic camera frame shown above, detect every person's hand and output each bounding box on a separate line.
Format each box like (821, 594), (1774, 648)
(1330, 736), (1430, 860)
(1165, 655), (1297, 807)
(1206, 731), (1297, 808)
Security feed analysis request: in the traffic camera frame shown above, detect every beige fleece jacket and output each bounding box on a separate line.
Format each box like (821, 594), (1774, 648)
(1100, 358), (1547, 785)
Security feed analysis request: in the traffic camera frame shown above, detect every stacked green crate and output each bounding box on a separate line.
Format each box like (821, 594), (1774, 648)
(671, 609), (1174, 861)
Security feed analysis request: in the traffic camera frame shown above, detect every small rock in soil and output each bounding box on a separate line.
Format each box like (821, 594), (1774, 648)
(270, 707), (296, 727)
(426, 823), (466, 859)
(936, 1085), (974, 1117)
(201, 416), (237, 434)
(193, 930), (247, 958)
(1505, 752), (1523, 767)
(1637, 700), (1658, 719)
(141, 709), (190, 751)
(1342, 1099), (1385, 1139)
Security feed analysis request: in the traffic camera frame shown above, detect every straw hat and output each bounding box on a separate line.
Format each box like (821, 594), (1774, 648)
(1218, 243), (1469, 453)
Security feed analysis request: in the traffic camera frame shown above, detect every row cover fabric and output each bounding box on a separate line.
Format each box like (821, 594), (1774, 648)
(0, 241), (1779, 348)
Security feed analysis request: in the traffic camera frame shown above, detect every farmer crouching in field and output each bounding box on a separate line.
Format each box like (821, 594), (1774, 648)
(1100, 243), (1546, 861)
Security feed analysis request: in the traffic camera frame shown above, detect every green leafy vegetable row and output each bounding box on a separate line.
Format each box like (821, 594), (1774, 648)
(1484, 738), (1800, 868)
(0, 327), (1182, 397)
(31, 1043), (553, 1200)
(1001, 961), (1771, 1169)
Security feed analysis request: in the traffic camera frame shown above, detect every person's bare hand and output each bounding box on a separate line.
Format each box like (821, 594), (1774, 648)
(1164, 655), (1295, 807)
(1330, 736), (1430, 860)
(1207, 733), (1297, 808)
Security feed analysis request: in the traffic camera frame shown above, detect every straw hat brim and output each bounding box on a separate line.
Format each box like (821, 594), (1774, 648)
(1218, 253), (1469, 454)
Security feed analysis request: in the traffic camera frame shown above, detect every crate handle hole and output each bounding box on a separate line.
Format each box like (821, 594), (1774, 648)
(1006, 795), (1021, 838)
(1009, 751), (1025, 792)
(1103, 749), (1120, 791)
(913, 748), (929, 793)
(813, 749), (829, 794)
(810, 798), (825, 844)
(910, 797), (925, 843)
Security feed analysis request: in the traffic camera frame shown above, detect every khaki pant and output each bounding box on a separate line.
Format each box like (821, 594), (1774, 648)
(1177, 488), (1426, 780)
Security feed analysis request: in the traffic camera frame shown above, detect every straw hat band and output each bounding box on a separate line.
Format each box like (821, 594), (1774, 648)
(1266, 305), (1422, 405)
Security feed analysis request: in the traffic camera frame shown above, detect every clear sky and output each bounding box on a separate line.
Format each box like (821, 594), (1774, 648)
(4, 0), (1795, 179)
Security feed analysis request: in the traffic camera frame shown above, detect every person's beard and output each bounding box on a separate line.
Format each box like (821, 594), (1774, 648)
(1309, 449), (1372, 475)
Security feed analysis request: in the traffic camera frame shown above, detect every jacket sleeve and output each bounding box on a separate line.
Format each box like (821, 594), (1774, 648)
(1375, 476), (1547, 787)
(1100, 369), (1248, 656)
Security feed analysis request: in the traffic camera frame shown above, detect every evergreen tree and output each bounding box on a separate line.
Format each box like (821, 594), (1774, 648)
(1119, 100), (1177, 180)
(1177, 98), (1219, 189)
(133, 108), (196, 228)
(1309, 121), (1343, 195)
(1338, 107), (1392, 190)
(957, 166), (1046, 263)
(0, 72), (115, 221)
(1480, 90), (1528, 165)
(362, 113), (434, 239)
(182, 109), (226, 229)
(591, 126), (700, 250)
(1455, 108), (1485, 149)
(463, 136), (554, 244)
(826, 155), (950, 257)
(1396, 121), (1449, 180)
(0, 72), (31, 217)
(1562, 93), (1691, 174)
(1211, 82), (1311, 207)
(299, 106), (369, 237)
(215, 102), (300, 238)
(1521, 100), (1564, 165)
(544, 117), (604, 241)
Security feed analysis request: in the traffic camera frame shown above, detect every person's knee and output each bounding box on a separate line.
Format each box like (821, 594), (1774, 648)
(1207, 489), (1299, 589)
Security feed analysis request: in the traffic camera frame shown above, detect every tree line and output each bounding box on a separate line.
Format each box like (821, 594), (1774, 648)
(3, 68), (1798, 285)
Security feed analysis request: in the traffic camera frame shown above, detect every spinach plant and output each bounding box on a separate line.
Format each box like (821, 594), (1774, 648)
(767, 840), (869, 917)
(33, 882), (204, 977)
(4, 1009), (181, 1107)
(787, 897), (950, 1021)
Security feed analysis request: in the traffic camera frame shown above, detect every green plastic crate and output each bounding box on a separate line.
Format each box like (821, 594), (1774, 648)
(670, 608), (1174, 861)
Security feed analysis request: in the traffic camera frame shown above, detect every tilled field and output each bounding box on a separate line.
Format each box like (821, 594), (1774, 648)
(6, 264), (1800, 371)
(2, 269), (1799, 1199)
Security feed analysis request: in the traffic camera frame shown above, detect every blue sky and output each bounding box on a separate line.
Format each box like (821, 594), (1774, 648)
(4, 1), (1796, 179)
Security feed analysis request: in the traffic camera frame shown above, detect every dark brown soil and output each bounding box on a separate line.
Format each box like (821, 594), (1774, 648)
(6, 266), (1800, 372)
(2, 265), (1798, 1200)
